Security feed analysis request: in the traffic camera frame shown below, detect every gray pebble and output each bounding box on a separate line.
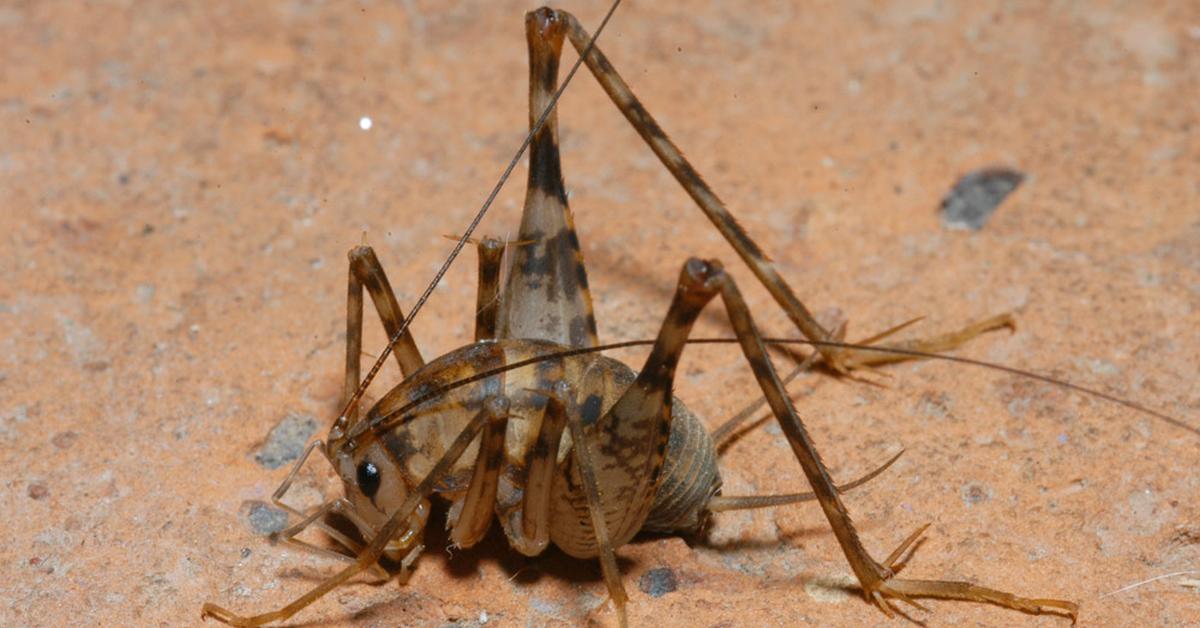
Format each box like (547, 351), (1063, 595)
(940, 167), (1024, 230)
(241, 500), (288, 535)
(637, 567), (678, 598)
(255, 413), (318, 469)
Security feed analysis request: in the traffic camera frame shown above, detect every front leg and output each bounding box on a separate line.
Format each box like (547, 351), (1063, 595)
(202, 399), (510, 627)
(343, 245), (425, 427)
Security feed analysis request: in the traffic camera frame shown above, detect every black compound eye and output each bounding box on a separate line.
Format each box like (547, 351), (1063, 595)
(356, 460), (381, 499)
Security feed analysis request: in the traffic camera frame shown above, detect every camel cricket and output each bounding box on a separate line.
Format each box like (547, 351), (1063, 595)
(202, 5), (1106, 626)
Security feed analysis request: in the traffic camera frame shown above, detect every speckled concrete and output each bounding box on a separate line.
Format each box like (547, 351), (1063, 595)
(2, 1), (1198, 626)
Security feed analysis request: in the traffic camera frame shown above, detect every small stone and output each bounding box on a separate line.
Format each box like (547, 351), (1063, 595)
(28, 482), (49, 500)
(940, 167), (1024, 230)
(637, 566), (678, 598)
(241, 500), (288, 535)
(255, 413), (318, 469)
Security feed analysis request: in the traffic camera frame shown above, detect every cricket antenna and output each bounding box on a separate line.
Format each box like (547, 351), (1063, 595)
(339, 0), (625, 420)
(357, 336), (1194, 440)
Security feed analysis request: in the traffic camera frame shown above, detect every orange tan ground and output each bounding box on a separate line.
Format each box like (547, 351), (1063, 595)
(2, 1), (1197, 626)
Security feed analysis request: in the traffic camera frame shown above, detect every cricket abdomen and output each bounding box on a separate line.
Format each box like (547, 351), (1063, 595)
(643, 401), (721, 534)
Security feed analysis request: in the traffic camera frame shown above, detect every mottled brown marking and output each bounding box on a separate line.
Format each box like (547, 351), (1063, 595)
(497, 9), (598, 349)
(474, 238), (505, 342)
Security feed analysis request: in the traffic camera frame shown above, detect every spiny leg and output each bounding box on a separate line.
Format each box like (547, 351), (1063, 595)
(344, 245), (425, 426)
(272, 291), (430, 580)
(545, 256), (727, 625)
(201, 397), (510, 627)
(688, 256), (1075, 620)
(444, 238), (510, 548)
(551, 8), (1009, 373)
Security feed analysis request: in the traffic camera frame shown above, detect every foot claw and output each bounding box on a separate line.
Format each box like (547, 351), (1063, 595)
(858, 528), (1077, 623)
(833, 311), (1017, 370)
(200, 603), (229, 624)
(871, 590), (896, 618)
(884, 523), (931, 572)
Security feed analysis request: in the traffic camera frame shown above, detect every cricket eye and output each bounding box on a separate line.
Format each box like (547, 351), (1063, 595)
(356, 460), (381, 499)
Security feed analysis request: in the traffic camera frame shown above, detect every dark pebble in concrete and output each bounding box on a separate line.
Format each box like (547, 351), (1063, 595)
(940, 167), (1025, 230)
(241, 500), (288, 535)
(637, 566), (678, 598)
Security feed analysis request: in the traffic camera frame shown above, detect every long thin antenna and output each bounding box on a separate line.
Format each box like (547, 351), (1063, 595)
(354, 336), (1194, 439)
(340, 1), (624, 421)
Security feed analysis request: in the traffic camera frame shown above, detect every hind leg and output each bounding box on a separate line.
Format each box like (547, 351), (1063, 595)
(549, 8), (1011, 374)
(674, 257), (1075, 620)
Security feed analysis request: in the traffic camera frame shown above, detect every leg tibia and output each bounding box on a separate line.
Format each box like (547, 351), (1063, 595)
(474, 237), (505, 342)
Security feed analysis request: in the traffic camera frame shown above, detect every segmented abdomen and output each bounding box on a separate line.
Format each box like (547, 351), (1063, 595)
(642, 401), (720, 534)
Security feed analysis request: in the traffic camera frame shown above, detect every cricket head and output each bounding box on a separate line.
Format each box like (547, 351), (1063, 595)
(329, 431), (429, 563)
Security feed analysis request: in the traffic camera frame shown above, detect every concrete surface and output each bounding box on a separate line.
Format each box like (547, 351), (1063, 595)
(2, 1), (1198, 626)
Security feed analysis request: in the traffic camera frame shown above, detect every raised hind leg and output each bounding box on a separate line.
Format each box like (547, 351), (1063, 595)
(547, 8), (1010, 373)
(672, 256), (1076, 620)
(497, 9), (598, 349)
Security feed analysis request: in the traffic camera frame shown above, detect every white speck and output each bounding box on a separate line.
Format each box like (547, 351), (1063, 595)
(479, 610), (489, 624)
(359, 116), (372, 131)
